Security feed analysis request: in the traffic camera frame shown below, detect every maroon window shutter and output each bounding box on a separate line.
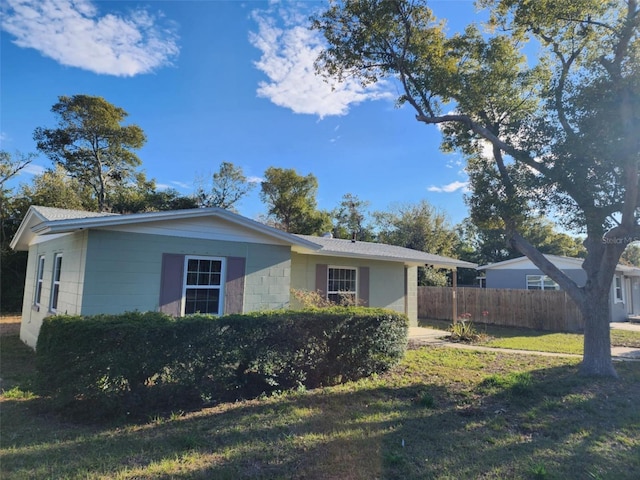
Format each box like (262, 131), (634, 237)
(159, 254), (184, 316)
(358, 266), (370, 307)
(316, 264), (328, 297)
(225, 257), (246, 314)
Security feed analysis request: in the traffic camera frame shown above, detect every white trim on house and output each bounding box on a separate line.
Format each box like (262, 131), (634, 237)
(181, 255), (226, 316)
(327, 265), (358, 304)
(614, 274), (624, 303)
(11, 206), (322, 252)
(49, 253), (63, 313)
(34, 255), (45, 308)
(477, 254), (584, 271)
(526, 274), (560, 290)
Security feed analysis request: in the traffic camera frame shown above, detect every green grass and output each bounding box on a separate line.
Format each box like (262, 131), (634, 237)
(419, 318), (640, 354)
(2, 333), (640, 479)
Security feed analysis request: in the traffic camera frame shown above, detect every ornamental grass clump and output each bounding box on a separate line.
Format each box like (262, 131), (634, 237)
(448, 312), (491, 343)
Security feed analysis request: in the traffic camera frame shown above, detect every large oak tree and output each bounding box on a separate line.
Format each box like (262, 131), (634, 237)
(313, 0), (640, 376)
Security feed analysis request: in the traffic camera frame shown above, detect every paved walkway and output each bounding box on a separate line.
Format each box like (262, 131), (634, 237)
(408, 322), (640, 361)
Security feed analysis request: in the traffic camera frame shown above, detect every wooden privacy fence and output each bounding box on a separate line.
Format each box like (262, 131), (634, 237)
(418, 287), (584, 332)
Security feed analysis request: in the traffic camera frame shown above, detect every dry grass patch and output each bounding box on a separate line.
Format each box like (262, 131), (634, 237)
(0, 315), (21, 337)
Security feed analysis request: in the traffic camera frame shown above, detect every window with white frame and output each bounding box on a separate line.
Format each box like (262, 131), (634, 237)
(50, 254), (62, 312)
(34, 255), (45, 307)
(182, 256), (225, 315)
(526, 274), (560, 291)
(614, 275), (624, 303)
(327, 267), (357, 304)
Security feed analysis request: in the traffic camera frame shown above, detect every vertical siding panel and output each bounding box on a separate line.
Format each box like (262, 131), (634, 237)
(159, 254), (184, 316)
(225, 257), (246, 314)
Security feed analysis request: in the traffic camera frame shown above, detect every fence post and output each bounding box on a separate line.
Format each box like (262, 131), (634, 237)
(452, 268), (457, 324)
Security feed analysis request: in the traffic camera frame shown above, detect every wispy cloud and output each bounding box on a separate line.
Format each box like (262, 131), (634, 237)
(21, 163), (47, 176)
(1, 0), (179, 77)
(249, 5), (393, 118)
(170, 180), (190, 190)
(247, 176), (264, 184)
(427, 181), (468, 193)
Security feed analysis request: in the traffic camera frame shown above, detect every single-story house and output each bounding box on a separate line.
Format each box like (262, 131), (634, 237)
(11, 206), (475, 348)
(477, 254), (640, 322)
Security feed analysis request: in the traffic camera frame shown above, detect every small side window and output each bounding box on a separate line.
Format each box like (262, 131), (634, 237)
(50, 254), (63, 312)
(614, 275), (624, 303)
(34, 255), (45, 306)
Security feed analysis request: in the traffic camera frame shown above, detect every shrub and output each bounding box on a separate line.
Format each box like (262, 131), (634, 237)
(35, 308), (408, 419)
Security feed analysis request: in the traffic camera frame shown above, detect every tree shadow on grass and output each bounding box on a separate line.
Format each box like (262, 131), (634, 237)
(2, 347), (640, 479)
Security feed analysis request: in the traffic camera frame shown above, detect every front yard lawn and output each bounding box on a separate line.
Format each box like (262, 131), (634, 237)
(420, 318), (640, 355)
(2, 333), (640, 479)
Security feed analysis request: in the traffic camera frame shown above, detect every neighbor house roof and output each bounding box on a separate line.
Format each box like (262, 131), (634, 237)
(10, 206), (476, 269)
(295, 234), (476, 269)
(478, 254), (640, 276)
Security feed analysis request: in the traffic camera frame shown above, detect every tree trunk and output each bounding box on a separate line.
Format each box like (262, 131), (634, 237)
(578, 290), (617, 378)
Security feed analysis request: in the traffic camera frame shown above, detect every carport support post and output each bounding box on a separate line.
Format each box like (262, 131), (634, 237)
(452, 267), (458, 324)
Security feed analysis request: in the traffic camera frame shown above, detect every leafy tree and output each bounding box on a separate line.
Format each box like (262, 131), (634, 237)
(331, 193), (374, 240)
(621, 243), (640, 267)
(34, 95), (146, 211)
(19, 165), (97, 212)
(313, 0), (639, 376)
(195, 161), (255, 211)
(110, 172), (197, 214)
(0, 150), (34, 190)
(259, 167), (332, 234)
(374, 200), (460, 286)
(458, 216), (586, 266)
(0, 151), (36, 313)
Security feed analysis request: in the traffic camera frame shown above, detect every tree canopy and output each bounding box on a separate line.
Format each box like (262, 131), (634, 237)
(260, 167), (332, 234)
(313, 0), (640, 376)
(34, 95), (147, 212)
(196, 161), (255, 212)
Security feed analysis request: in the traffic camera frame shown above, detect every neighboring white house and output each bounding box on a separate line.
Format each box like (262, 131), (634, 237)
(11, 206), (475, 348)
(477, 254), (640, 322)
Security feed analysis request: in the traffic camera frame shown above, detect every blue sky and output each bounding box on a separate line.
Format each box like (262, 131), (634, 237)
(1, 0), (485, 225)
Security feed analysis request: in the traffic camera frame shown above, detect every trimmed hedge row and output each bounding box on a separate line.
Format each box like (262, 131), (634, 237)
(36, 308), (408, 418)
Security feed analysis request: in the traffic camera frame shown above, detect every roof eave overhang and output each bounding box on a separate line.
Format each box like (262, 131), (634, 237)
(294, 248), (476, 269)
(21, 208), (322, 251)
(9, 207), (48, 251)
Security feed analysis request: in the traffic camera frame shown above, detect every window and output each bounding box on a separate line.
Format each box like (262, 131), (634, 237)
(327, 267), (357, 304)
(182, 256), (225, 315)
(34, 255), (45, 307)
(614, 275), (624, 303)
(526, 274), (559, 291)
(50, 254), (62, 312)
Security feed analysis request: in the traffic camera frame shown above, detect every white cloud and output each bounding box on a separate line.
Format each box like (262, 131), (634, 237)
(247, 176), (264, 184)
(170, 180), (190, 190)
(21, 163), (47, 176)
(1, 0), (179, 77)
(249, 6), (393, 118)
(427, 181), (468, 193)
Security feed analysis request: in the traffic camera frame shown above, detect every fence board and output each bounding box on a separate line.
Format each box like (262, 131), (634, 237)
(418, 286), (584, 332)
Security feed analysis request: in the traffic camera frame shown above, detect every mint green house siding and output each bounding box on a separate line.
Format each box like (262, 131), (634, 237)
(20, 231), (89, 347)
(14, 206), (472, 348)
(81, 230), (292, 315)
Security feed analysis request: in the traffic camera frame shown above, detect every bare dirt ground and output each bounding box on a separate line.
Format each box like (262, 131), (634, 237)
(0, 315), (21, 337)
